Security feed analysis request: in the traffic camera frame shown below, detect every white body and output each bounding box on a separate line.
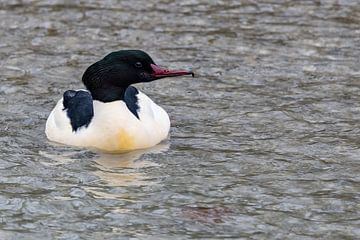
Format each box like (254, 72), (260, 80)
(45, 90), (170, 152)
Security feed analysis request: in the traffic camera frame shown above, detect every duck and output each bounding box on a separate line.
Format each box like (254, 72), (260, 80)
(45, 50), (194, 152)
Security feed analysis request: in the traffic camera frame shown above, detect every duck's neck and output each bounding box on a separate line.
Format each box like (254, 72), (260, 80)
(90, 86), (127, 102)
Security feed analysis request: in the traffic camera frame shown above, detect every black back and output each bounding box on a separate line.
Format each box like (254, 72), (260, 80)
(124, 86), (140, 119)
(63, 90), (94, 132)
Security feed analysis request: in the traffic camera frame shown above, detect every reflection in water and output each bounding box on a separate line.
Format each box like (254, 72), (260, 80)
(39, 149), (82, 166)
(40, 143), (169, 200)
(181, 206), (233, 224)
(85, 143), (169, 199)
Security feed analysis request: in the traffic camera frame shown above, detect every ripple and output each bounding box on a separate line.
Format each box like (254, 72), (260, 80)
(0, 0), (359, 239)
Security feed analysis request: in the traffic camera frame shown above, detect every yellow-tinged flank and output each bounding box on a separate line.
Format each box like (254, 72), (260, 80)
(116, 128), (135, 151)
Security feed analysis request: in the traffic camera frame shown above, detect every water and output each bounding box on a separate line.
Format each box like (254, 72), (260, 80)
(0, 1), (359, 239)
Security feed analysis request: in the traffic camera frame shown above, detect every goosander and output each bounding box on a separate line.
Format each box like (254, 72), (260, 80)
(45, 50), (193, 152)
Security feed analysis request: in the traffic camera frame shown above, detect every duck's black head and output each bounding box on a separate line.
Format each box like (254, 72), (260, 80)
(82, 50), (194, 102)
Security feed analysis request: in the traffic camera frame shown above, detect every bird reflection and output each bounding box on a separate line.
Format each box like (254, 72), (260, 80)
(94, 143), (169, 186)
(85, 143), (169, 199)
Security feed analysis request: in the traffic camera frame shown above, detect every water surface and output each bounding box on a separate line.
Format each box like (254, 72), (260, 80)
(0, 1), (360, 239)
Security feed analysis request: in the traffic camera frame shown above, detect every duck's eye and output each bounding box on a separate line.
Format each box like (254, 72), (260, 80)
(134, 62), (142, 68)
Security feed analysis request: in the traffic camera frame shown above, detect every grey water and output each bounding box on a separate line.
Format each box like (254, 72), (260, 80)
(0, 1), (359, 239)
